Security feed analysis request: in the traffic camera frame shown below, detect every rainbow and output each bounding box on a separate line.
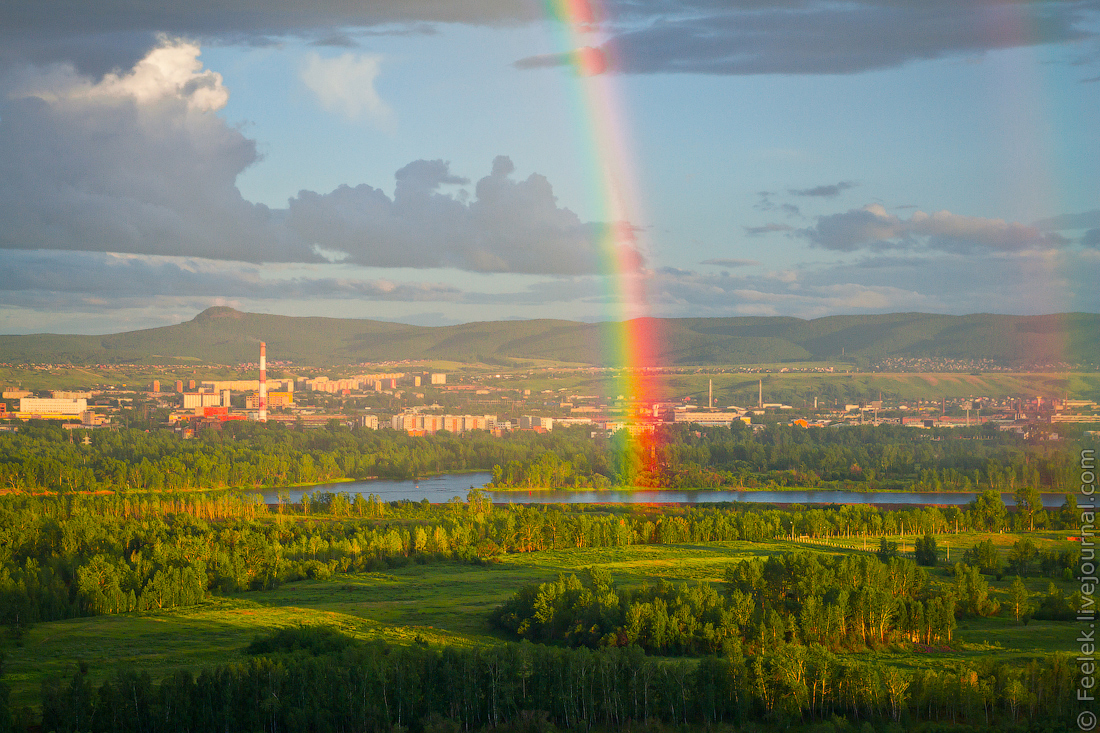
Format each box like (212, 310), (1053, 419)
(544, 0), (665, 485)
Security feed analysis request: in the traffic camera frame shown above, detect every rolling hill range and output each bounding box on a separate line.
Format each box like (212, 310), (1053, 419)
(0, 308), (1097, 366)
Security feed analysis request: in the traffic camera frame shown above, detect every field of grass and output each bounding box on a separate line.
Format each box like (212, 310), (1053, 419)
(509, 370), (1100, 405)
(1, 535), (1081, 711)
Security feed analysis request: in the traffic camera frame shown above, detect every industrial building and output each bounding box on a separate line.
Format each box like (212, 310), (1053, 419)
(672, 411), (746, 426)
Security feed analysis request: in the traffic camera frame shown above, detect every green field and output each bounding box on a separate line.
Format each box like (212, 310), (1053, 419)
(2, 533), (1080, 712)
(511, 370), (1100, 405)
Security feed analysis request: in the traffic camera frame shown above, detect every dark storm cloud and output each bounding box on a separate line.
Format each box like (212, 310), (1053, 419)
(1084, 229), (1100, 248)
(0, 0), (534, 73)
(520, 0), (1095, 76)
(3, 0), (1094, 76)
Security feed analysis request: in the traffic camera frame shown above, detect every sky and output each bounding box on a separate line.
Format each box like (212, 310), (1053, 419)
(0, 0), (1098, 335)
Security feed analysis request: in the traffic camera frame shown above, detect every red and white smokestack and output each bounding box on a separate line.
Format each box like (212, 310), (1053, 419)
(259, 341), (267, 422)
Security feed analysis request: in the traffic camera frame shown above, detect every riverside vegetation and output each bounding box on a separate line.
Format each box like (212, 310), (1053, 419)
(0, 422), (1093, 731)
(1, 420), (1094, 494)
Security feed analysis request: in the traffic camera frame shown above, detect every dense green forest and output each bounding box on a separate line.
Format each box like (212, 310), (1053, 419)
(492, 556), (961, 657)
(33, 626), (1080, 733)
(1, 421), (1094, 494)
(0, 489), (1086, 732)
(0, 487), (1082, 632)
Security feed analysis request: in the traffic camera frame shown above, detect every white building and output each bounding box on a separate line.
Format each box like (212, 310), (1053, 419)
(390, 412), (495, 434)
(19, 397), (87, 415)
(182, 393), (221, 409)
(672, 411), (744, 426)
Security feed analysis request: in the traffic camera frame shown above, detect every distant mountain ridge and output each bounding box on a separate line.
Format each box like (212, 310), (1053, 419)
(0, 308), (1096, 366)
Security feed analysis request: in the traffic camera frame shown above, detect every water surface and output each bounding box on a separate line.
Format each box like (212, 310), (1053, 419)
(261, 475), (1070, 508)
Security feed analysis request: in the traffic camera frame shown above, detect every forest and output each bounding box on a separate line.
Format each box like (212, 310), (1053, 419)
(490, 556), (960, 657)
(0, 420), (1094, 494)
(33, 626), (1078, 733)
(0, 483), (1084, 633)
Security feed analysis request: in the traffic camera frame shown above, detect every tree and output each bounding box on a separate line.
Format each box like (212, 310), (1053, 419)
(913, 534), (937, 566)
(1014, 485), (1043, 531)
(969, 490), (1007, 532)
(876, 539), (898, 564)
(1008, 576), (1030, 623)
(1060, 494), (1079, 530)
(962, 539), (1002, 575)
(1007, 538), (1038, 576)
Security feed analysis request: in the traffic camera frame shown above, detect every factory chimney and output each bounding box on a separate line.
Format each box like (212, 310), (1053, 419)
(758, 379), (763, 408)
(709, 379), (713, 409)
(259, 341), (267, 422)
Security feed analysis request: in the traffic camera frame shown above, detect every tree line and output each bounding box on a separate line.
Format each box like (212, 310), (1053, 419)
(1, 421), (1095, 495)
(27, 626), (1080, 733)
(492, 554), (958, 658)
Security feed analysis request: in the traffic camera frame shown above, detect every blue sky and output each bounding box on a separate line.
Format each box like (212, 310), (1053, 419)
(0, 1), (1098, 334)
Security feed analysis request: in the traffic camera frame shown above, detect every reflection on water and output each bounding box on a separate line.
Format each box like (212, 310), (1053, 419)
(260, 474), (1068, 507)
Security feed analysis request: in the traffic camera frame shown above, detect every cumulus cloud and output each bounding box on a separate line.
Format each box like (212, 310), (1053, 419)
(285, 155), (633, 274)
(0, 40), (628, 275)
(805, 204), (1066, 252)
(0, 40), (292, 262)
(300, 52), (393, 124)
(789, 181), (857, 198)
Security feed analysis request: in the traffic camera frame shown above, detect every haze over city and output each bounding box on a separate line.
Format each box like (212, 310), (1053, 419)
(1, 0), (1098, 334)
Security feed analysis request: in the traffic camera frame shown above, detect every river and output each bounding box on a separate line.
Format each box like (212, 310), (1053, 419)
(260, 474), (1071, 508)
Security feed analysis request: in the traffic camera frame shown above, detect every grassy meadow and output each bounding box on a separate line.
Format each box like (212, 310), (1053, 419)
(2, 531), (1081, 712)
(510, 370), (1100, 406)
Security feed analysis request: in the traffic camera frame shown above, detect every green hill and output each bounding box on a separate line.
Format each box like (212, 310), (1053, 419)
(0, 307), (1097, 366)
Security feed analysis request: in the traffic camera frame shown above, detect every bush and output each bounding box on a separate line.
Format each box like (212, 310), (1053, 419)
(246, 625), (357, 656)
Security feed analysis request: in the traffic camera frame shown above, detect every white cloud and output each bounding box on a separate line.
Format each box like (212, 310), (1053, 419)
(11, 38), (228, 111)
(0, 42), (630, 275)
(300, 52), (393, 125)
